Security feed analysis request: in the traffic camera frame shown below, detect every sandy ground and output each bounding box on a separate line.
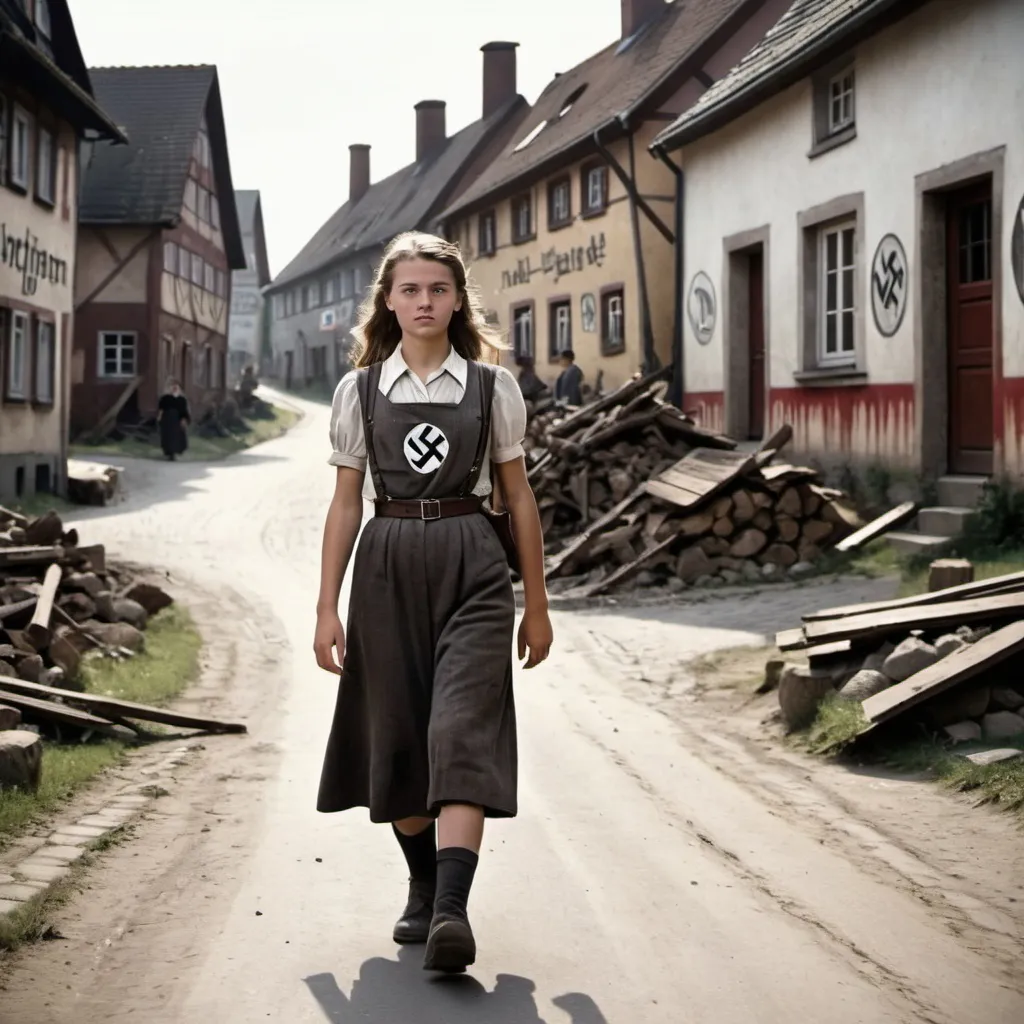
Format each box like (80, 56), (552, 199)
(0, 387), (1021, 1024)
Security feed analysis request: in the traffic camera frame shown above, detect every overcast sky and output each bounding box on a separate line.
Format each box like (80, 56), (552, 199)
(72, 0), (630, 278)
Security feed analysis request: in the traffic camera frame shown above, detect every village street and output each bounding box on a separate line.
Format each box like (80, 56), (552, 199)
(2, 390), (1022, 1024)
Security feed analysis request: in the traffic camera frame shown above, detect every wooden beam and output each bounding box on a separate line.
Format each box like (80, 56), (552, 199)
(544, 487), (645, 579)
(0, 674), (248, 734)
(75, 227), (161, 311)
(79, 377), (141, 443)
(26, 563), (62, 650)
(834, 501), (918, 553)
(0, 687), (130, 737)
(0, 545), (62, 568)
(581, 532), (679, 597)
(862, 621), (1024, 724)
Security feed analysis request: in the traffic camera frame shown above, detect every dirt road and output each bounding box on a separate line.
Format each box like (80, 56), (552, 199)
(2, 388), (1021, 1023)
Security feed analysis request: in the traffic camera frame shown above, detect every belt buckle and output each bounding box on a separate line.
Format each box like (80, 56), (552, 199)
(420, 499), (442, 521)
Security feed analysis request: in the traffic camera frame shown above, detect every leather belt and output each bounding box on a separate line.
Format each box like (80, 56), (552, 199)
(374, 497), (483, 521)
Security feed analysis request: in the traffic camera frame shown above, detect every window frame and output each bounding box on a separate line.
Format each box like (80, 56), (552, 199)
(178, 247), (191, 280)
(183, 178), (198, 213)
(478, 210), (497, 256)
(34, 318), (55, 405)
(164, 241), (179, 273)
(511, 194), (534, 244)
(548, 177), (572, 231)
(581, 163), (608, 217)
(10, 104), (31, 191)
(810, 56), (857, 157)
(600, 285), (625, 357)
(97, 330), (138, 380)
(191, 253), (204, 287)
(817, 220), (858, 368)
(34, 124), (55, 206)
(6, 310), (29, 400)
(548, 298), (573, 362)
(510, 301), (535, 360)
(828, 69), (856, 135)
(204, 262), (215, 294)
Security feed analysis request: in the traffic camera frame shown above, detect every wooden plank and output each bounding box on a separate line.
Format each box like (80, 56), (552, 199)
(761, 464), (819, 483)
(0, 597), (37, 624)
(805, 639), (854, 662)
(862, 621), (1024, 724)
(757, 423), (793, 457)
(801, 590), (1024, 647)
(0, 545), (62, 568)
(654, 408), (737, 450)
(0, 505), (29, 527)
(550, 366), (672, 438)
(581, 533), (679, 597)
(0, 687), (129, 737)
(775, 627), (806, 651)
(26, 563), (62, 650)
(544, 488), (644, 579)
(803, 569), (1024, 622)
(79, 377), (141, 443)
(646, 448), (756, 512)
(0, 674), (248, 734)
(833, 501), (918, 553)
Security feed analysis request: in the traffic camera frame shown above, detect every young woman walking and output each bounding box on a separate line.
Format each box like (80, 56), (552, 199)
(313, 232), (553, 974)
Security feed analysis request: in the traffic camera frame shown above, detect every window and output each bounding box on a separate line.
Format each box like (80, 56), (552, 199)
(99, 331), (137, 378)
(35, 127), (55, 204)
(323, 276), (337, 303)
(7, 311), (28, 398)
(511, 303), (534, 359)
(512, 195), (533, 243)
(10, 106), (30, 190)
(582, 164), (608, 215)
(34, 0), (51, 39)
(216, 269), (227, 297)
(199, 189), (211, 223)
(210, 195), (220, 230)
(959, 199), (992, 284)
(273, 294), (285, 320)
(549, 300), (571, 360)
(478, 211), (496, 256)
(548, 178), (571, 229)
(35, 320), (54, 403)
(204, 263), (215, 293)
(286, 290), (296, 316)
(829, 69), (856, 134)
(601, 288), (625, 356)
(818, 222), (857, 365)
(191, 254), (204, 287)
(178, 247), (191, 279)
(164, 242), (178, 273)
(183, 178), (197, 213)
(341, 269), (354, 298)
(306, 281), (320, 308)
(194, 130), (211, 170)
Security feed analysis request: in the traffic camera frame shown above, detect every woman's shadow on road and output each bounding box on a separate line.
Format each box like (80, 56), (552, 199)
(304, 946), (609, 1023)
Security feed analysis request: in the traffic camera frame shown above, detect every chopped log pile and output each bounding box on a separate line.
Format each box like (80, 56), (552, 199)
(0, 504), (244, 744)
(529, 383), (864, 594)
(771, 566), (1024, 752)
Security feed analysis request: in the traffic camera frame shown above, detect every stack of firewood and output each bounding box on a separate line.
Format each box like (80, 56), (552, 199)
(0, 505), (171, 694)
(526, 368), (737, 544)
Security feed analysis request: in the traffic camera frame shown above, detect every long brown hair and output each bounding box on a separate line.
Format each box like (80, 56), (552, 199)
(351, 232), (503, 368)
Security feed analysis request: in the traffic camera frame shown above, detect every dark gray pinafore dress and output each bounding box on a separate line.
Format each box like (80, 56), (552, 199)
(317, 360), (518, 823)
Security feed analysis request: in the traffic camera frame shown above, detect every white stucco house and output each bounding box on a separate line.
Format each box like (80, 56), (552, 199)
(651, 0), (1024, 505)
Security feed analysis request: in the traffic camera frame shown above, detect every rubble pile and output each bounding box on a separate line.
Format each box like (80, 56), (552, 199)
(0, 504), (168, 706)
(771, 570), (1024, 752)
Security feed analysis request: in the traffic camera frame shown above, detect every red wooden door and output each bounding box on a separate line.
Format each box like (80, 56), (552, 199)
(947, 185), (994, 475)
(748, 249), (766, 440)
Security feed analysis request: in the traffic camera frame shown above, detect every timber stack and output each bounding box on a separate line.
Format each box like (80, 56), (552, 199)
(0, 504), (171, 700)
(770, 569), (1024, 754)
(530, 377), (864, 595)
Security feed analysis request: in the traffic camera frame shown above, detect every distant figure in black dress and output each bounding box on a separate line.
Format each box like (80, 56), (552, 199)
(157, 379), (191, 460)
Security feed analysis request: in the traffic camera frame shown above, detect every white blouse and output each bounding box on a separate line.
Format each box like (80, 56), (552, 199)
(328, 345), (527, 498)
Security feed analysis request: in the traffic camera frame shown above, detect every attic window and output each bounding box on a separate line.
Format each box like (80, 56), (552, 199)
(558, 86), (587, 119)
(514, 120), (548, 153)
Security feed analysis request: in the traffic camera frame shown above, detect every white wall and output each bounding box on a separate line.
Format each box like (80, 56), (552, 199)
(680, 0), (1024, 393)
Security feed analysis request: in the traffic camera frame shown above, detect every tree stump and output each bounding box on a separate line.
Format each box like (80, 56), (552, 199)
(928, 558), (974, 593)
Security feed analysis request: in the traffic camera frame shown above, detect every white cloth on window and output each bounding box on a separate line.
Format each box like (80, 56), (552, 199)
(328, 345), (527, 498)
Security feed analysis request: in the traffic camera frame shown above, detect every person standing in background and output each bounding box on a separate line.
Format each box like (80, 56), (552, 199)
(157, 379), (191, 460)
(554, 349), (583, 407)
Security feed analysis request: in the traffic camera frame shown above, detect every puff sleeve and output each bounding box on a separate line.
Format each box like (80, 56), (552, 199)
(327, 371), (367, 470)
(490, 365), (527, 464)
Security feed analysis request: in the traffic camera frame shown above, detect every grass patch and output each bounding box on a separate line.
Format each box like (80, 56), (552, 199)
(0, 603), (200, 848)
(5, 493), (79, 519)
(799, 694), (870, 755)
(70, 403), (300, 463)
(80, 603), (201, 705)
(0, 875), (78, 951)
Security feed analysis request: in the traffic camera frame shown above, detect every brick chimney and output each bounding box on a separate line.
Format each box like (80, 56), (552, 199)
(415, 100), (447, 163)
(481, 41), (519, 118)
(349, 144), (370, 204)
(622, 0), (664, 39)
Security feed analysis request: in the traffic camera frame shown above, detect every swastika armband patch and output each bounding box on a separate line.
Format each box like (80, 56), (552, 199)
(403, 423), (449, 474)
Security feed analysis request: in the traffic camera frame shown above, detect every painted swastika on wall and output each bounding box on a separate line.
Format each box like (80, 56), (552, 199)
(403, 423), (450, 474)
(871, 233), (908, 338)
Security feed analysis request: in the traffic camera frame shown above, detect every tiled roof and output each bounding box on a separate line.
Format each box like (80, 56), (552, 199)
(79, 65), (246, 269)
(652, 0), (915, 149)
(269, 95), (527, 291)
(80, 65), (215, 225)
(441, 0), (752, 218)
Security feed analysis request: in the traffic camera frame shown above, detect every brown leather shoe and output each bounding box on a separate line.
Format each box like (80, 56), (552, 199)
(392, 879), (434, 945)
(422, 916), (476, 973)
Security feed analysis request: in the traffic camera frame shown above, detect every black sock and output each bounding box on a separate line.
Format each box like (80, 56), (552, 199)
(392, 823), (437, 885)
(434, 847), (479, 922)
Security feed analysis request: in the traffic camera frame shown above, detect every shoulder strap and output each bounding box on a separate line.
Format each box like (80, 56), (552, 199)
(356, 362), (387, 501)
(460, 362), (496, 497)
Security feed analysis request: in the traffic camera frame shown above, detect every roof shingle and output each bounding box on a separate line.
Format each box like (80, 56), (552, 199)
(442, 0), (751, 218)
(269, 95), (527, 291)
(652, 0), (916, 150)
